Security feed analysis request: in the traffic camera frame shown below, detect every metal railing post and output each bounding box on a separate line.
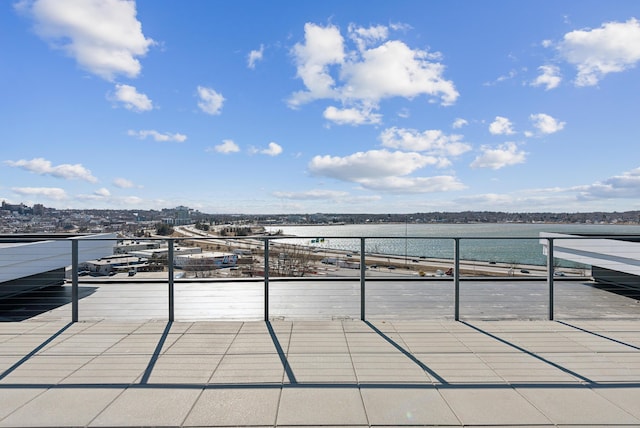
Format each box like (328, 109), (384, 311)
(264, 238), (269, 321)
(168, 239), (175, 322)
(547, 238), (554, 321)
(360, 237), (366, 321)
(71, 239), (79, 322)
(454, 238), (460, 321)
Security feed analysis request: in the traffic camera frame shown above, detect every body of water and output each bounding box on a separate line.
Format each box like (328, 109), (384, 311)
(264, 223), (640, 267)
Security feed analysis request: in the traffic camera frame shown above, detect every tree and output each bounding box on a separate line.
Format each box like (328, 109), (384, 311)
(155, 223), (174, 236)
(270, 243), (315, 277)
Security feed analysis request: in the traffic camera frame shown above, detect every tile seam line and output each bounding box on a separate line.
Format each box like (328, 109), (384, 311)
(179, 321), (241, 427)
(272, 321), (294, 427)
(343, 320), (371, 427)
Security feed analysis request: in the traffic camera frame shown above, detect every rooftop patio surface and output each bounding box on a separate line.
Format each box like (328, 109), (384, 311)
(1, 318), (640, 427)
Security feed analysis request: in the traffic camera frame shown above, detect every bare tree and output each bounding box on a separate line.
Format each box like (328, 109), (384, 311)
(270, 243), (315, 277)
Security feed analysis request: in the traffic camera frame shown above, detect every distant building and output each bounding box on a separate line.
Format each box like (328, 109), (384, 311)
(80, 255), (148, 276)
(175, 205), (192, 225)
(114, 240), (161, 254)
(174, 252), (237, 269)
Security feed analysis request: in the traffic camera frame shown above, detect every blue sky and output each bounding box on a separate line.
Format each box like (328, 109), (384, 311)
(2, 0), (640, 214)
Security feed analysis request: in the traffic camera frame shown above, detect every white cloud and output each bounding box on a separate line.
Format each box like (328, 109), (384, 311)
(288, 22), (458, 118)
(211, 139), (240, 154)
(127, 129), (187, 142)
(379, 127), (471, 157)
(260, 142), (283, 156)
(18, 0), (154, 81)
(323, 105), (381, 125)
(308, 147), (466, 194)
(273, 189), (349, 200)
(197, 86), (225, 115)
(12, 186), (67, 200)
(348, 24), (389, 52)
(94, 187), (110, 197)
(577, 167), (640, 199)
(289, 23), (345, 107)
(247, 44), (264, 69)
(484, 69), (518, 86)
(340, 40), (458, 105)
(309, 149), (442, 182)
(531, 65), (562, 90)
(529, 113), (565, 134)
(489, 116), (515, 135)
(558, 18), (640, 86)
(470, 142), (527, 169)
(111, 84), (153, 112)
(113, 177), (134, 188)
(356, 175), (466, 193)
(452, 118), (468, 129)
(5, 157), (97, 182)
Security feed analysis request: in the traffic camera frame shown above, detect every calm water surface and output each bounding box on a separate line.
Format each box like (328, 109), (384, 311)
(265, 223), (640, 266)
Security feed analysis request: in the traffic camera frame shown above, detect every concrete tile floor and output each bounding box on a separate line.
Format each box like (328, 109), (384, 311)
(0, 319), (639, 427)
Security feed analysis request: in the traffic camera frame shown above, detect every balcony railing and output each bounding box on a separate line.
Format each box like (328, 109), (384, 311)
(1, 234), (639, 322)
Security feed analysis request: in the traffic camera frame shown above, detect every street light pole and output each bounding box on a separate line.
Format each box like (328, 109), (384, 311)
(405, 216), (408, 267)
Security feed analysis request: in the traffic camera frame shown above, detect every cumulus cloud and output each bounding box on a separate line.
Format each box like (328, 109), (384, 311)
(113, 177), (135, 188)
(323, 105), (381, 125)
(470, 142), (527, 169)
(197, 86), (225, 115)
(111, 84), (153, 111)
(5, 157), (97, 182)
(529, 113), (565, 134)
(247, 44), (264, 69)
(260, 142), (283, 156)
(273, 189), (349, 200)
(12, 186), (67, 200)
(289, 23), (345, 106)
(531, 65), (562, 90)
(557, 18), (640, 86)
(17, 0), (154, 81)
(452, 118), (468, 129)
(379, 127), (471, 157)
(577, 167), (640, 199)
(348, 23), (389, 51)
(127, 129), (187, 142)
(489, 116), (515, 135)
(357, 175), (466, 193)
(94, 187), (110, 197)
(307, 149), (462, 193)
(289, 22), (458, 123)
(309, 149), (442, 181)
(210, 139), (240, 154)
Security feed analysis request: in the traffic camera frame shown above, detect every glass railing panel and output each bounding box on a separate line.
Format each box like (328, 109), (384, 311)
(174, 281), (263, 321)
(456, 238), (549, 320)
(551, 236), (640, 320)
(365, 280), (455, 320)
(0, 238), (73, 322)
(269, 280), (360, 320)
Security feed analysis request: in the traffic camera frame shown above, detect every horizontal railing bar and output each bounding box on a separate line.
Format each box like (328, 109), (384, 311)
(3, 234), (640, 242)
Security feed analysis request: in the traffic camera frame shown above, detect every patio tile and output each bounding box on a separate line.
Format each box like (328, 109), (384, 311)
(439, 387), (551, 425)
(361, 387), (460, 425)
(89, 387), (201, 427)
(0, 388), (123, 427)
(277, 387), (367, 425)
(184, 388), (280, 426)
(0, 388), (45, 420)
(287, 354), (356, 383)
(517, 387), (640, 425)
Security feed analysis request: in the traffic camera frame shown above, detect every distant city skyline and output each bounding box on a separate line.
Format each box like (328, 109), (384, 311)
(2, 1), (640, 214)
